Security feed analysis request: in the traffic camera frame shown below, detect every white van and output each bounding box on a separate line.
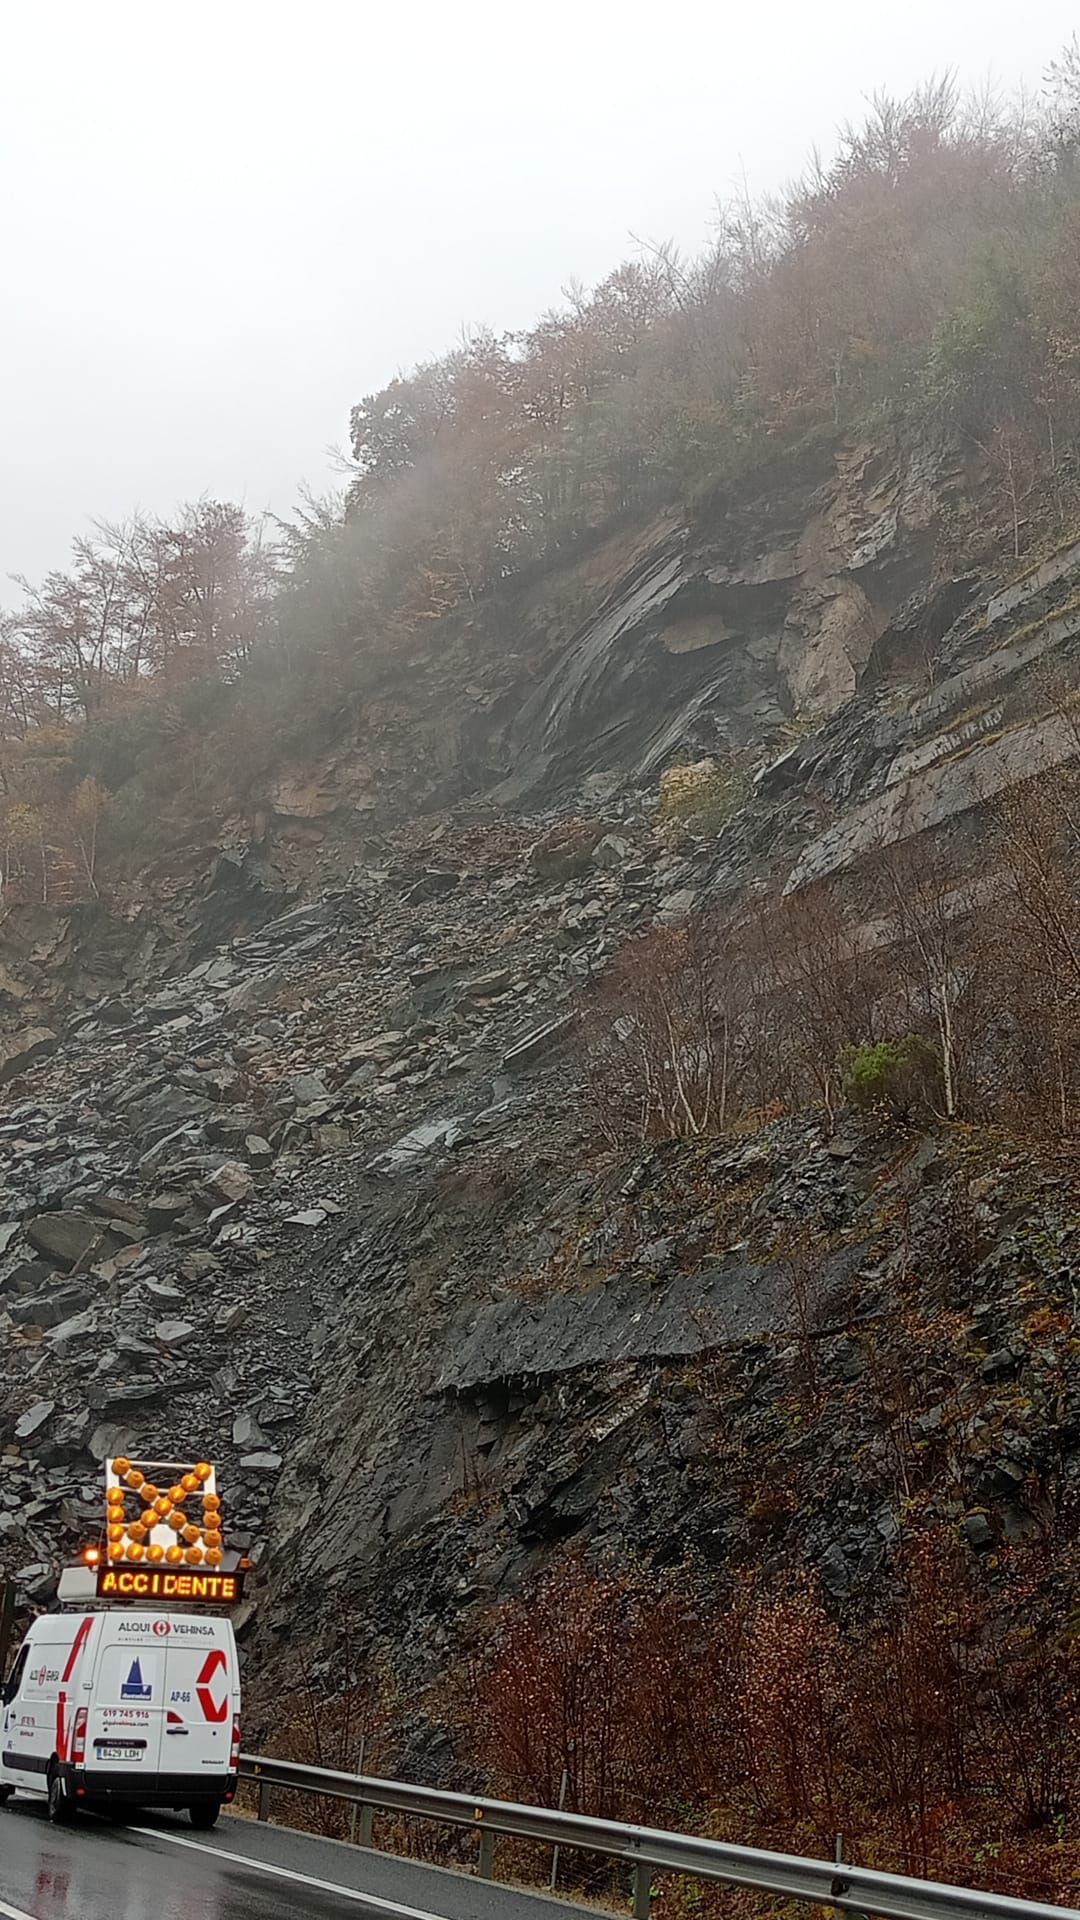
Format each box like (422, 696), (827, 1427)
(0, 1609), (240, 1827)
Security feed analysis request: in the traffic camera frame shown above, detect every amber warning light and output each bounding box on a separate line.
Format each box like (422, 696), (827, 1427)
(103, 1454), (227, 1570)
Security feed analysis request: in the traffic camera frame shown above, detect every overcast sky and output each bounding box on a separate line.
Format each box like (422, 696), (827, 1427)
(2, 0), (1076, 589)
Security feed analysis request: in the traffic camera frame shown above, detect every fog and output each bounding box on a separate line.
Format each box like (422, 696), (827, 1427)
(1, 0), (1075, 587)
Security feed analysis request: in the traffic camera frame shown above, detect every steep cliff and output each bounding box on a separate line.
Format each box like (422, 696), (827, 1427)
(5, 403), (1080, 1893)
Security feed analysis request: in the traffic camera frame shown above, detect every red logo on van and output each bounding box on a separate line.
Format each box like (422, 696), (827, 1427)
(152, 1620), (171, 1637)
(196, 1649), (229, 1723)
(56, 1616), (95, 1764)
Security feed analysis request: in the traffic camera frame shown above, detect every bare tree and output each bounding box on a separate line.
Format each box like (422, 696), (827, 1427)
(870, 834), (998, 1120)
(992, 769), (1080, 1133)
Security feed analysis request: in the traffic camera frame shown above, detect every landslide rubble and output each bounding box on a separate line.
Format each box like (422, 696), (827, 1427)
(0, 788), (743, 1608)
(5, 431), (1080, 1764)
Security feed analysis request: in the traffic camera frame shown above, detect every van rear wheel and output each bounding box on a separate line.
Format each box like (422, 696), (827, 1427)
(189, 1802), (220, 1830)
(47, 1768), (75, 1825)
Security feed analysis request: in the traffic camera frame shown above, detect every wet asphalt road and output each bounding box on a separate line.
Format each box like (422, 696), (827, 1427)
(0, 1798), (605, 1919)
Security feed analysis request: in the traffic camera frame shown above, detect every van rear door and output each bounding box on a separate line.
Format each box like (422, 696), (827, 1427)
(85, 1617), (168, 1780)
(162, 1620), (235, 1781)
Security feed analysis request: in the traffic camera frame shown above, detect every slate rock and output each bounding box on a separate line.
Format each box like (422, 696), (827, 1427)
(144, 1277), (185, 1303)
(962, 1511), (995, 1551)
(7, 1286), (91, 1331)
(48, 1307), (101, 1350)
(656, 887), (698, 925)
(146, 1192), (192, 1232)
(14, 1400), (55, 1441)
(225, 966), (287, 1014)
(26, 1212), (101, 1272)
(88, 1423), (137, 1462)
(290, 1072), (332, 1108)
(15, 1563), (53, 1599)
(155, 1319), (196, 1349)
(403, 868), (460, 904)
(500, 1013), (576, 1073)
(88, 1194), (145, 1226)
(591, 834), (633, 869)
(0, 1260), (53, 1298)
(88, 1382), (167, 1413)
(36, 1407), (91, 1467)
(204, 1163), (253, 1206)
(232, 1412), (267, 1449)
(341, 1030), (405, 1066)
(638, 1236), (677, 1274)
(372, 1117), (467, 1174)
(980, 1348), (1017, 1381)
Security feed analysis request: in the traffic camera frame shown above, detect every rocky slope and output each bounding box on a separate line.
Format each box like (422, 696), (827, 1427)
(5, 419), (1080, 1781)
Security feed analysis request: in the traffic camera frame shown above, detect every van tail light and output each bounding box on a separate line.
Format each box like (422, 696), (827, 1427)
(225, 1713), (240, 1800)
(72, 1708), (88, 1768)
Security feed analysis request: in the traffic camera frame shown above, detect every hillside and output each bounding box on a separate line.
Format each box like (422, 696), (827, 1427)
(6, 66), (1080, 1909)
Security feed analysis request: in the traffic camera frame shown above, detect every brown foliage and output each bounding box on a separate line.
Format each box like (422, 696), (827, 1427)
(460, 1537), (1080, 1903)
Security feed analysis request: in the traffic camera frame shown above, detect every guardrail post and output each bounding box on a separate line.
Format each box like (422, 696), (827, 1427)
(631, 1861), (651, 1918)
(357, 1803), (374, 1848)
(550, 1766), (569, 1892)
(348, 1741), (367, 1846)
(257, 1779), (272, 1823)
(477, 1827), (496, 1879)
(831, 1835), (869, 1920)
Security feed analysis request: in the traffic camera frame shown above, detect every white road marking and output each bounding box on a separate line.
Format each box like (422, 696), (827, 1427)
(0, 1897), (40, 1920)
(129, 1827), (438, 1916)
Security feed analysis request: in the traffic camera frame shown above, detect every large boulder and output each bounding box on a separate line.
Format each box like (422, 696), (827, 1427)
(202, 1162), (253, 1206)
(25, 1212), (101, 1273)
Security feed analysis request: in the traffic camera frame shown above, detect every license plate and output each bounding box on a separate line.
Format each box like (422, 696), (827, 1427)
(95, 1743), (142, 1761)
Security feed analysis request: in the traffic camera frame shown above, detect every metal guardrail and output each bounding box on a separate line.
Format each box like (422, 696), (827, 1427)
(237, 1752), (1080, 1920)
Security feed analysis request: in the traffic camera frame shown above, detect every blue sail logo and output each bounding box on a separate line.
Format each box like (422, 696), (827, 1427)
(120, 1658), (152, 1701)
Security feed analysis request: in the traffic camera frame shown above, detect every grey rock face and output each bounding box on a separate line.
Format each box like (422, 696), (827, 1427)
(436, 1245), (867, 1393)
(0, 1028), (57, 1085)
